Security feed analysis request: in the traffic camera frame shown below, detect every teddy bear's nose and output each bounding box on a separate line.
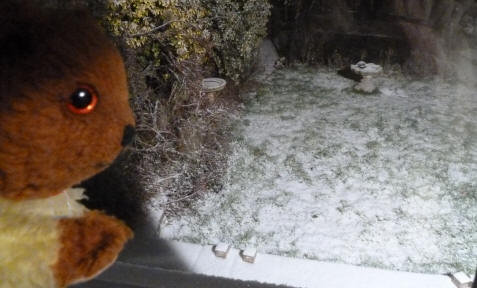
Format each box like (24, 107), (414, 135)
(121, 125), (136, 147)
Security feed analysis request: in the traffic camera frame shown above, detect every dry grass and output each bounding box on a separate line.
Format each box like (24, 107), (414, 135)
(122, 46), (240, 217)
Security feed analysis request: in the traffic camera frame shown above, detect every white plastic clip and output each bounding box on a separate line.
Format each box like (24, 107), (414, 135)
(213, 243), (230, 258)
(450, 272), (473, 288)
(240, 247), (257, 263)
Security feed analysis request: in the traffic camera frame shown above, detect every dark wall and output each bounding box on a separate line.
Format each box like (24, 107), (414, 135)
(269, 0), (476, 75)
(80, 151), (149, 229)
(269, 0), (406, 65)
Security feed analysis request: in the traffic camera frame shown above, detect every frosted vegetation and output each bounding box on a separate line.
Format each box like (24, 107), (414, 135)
(162, 66), (477, 275)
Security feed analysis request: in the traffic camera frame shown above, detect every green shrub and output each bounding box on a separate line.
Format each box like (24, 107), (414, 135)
(102, 0), (211, 94)
(202, 0), (271, 82)
(103, 0), (271, 83)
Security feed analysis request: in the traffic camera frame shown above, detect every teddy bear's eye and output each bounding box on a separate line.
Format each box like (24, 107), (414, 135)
(67, 86), (98, 114)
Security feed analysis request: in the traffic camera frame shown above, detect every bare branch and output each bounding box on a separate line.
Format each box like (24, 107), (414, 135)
(128, 20), (184, 38)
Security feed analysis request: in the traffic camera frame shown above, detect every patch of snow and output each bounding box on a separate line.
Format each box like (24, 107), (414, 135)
(161, 66), (477, 275)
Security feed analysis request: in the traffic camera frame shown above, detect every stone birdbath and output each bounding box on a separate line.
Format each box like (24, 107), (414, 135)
(201, 78), (227, 103)
(350, 61), (383, 94)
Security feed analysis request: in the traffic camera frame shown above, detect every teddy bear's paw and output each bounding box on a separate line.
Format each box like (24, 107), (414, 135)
(52, 210), (133, 287)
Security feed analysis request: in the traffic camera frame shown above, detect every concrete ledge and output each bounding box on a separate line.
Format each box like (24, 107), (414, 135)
(75, 261), (291, 288)
(74, 238), (462, 288)
(168, 241), (457, 288)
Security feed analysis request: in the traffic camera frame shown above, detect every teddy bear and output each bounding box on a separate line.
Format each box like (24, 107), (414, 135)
(0, 1), (135, 287)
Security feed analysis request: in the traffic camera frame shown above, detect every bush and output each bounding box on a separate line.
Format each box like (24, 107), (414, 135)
(202, 0), (271, 82)
(104, 0), (209, 63)
(99, 0), (271, 216)
(103, 0), (271, 84)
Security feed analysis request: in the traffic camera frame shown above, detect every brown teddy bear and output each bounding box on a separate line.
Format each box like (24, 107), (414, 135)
(0, 1), (135, 287)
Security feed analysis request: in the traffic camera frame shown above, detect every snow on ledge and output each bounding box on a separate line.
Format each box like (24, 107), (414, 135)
(167, 240), (456, 288)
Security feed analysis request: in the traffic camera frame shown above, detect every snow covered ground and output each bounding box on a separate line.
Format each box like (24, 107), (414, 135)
(161, 66), (477, 275)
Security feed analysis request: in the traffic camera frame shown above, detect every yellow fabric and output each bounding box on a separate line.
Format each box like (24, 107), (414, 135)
(0, 189), (88, 288)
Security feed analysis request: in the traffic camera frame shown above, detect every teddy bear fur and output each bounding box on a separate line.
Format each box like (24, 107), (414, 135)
(0, 1), (134, 286)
